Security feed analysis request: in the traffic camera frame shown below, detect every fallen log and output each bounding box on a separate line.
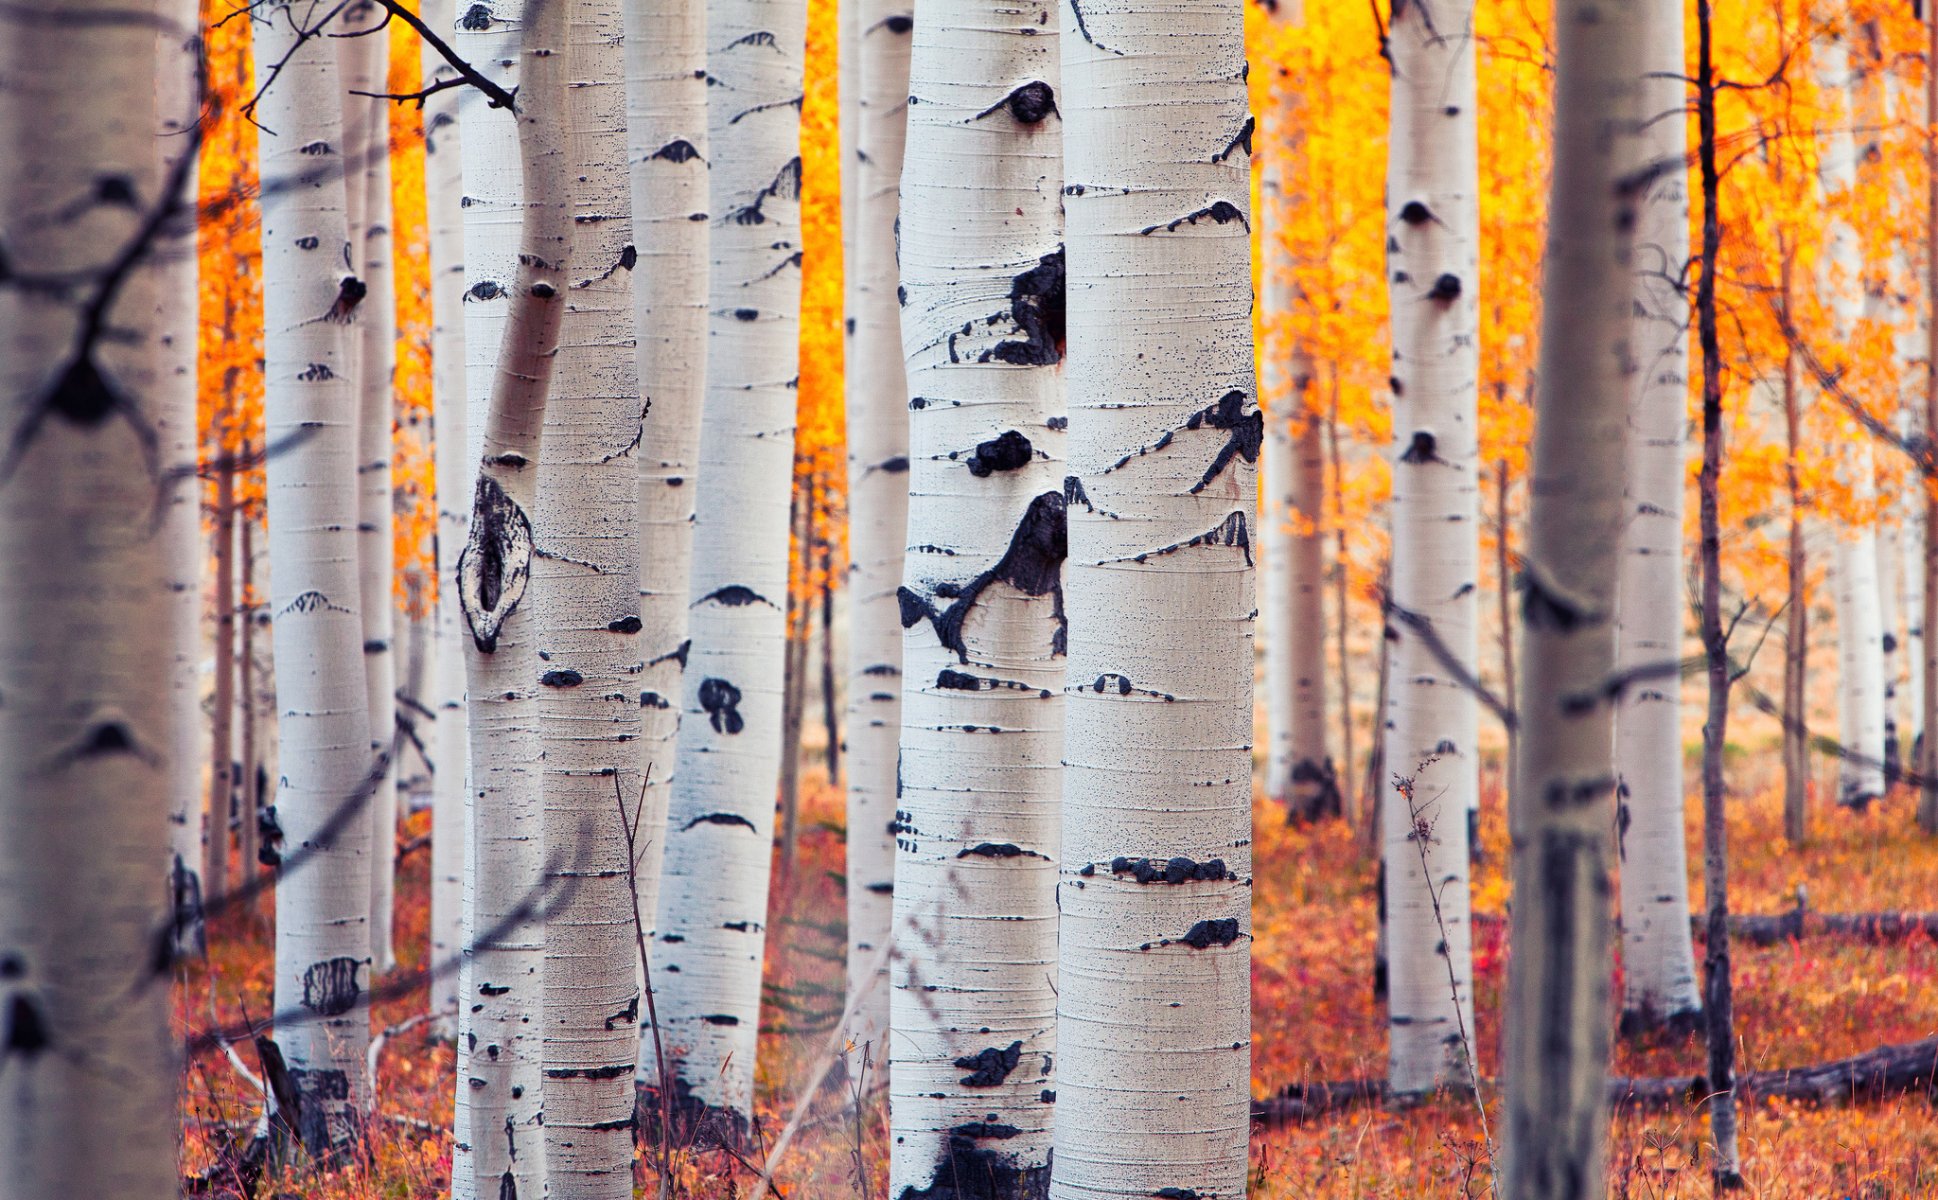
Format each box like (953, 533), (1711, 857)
(1251, 1037), (1938, 1125)
(1469, 904), (1938, 946)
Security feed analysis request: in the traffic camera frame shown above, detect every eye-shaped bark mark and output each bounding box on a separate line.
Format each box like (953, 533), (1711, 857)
(1106, 856), (1235, 884)
(965, 430), (1034, 476)
(981, 249), (1064, 366)
(957, 843), (1049, 862)
(300, 956), (363, 1016)
(640, 691), (671, 709)
(1397, 199), (1437, 226)
(683, 811), (758, 833)
(295, 235), (320, 251)
(298, 140), (332, 156)
(728, 94), (805, 127)
(863, 662), (900, 676)
(1425, 273), (1462, 303)
(458, 475), (533, 653)
(1100, 509), (1253, 568)
(1155, 1190), (1203, 1200)
(280, 589), (353, 617)
(1398, 430), (1440, 464)
(897, 491), (1067, 662)
(1099, 390), (1259, 496)
(3, 993), (49, 1057)
(1211, 115), (1255, 163)
(724, 156), (802, 225)
(1140, 200), (1247, 236)
(749, 249), (805, 284)
(651, 139), (703, 164)
(701, 1013), (741, 1026)
(459, 2), (491, 29)
(869, 13), (913, 33)
(935, 668), (1052, 697)
(323, 276), (367, 324)
(694, 584), (777, 609)
(649, 639), (691, 668)
(1521, 571), (1590, 633)
(697, 677), (744, 733)
(973, 80), (1057, 124)
(539, 669), (583, 688)
(723, 30), (780, 50)
(955, 1040), (1022, 1087)
(466, 280), (504, 302)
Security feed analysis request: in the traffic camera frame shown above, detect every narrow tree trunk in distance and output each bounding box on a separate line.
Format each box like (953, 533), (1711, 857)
(889, 0), (1064, 1188)
(1693, 1), (1742, 1182)
(1782, 253), (1809, 845)
(1330, 386), (1358, 828)
(778, 481), (811, 870)
(821, 527), (840, 781)
(253, 0), (376, 1155)
(1495, 458), (1516, 781)
(451, 2), (559, 1193)
(652, 0), (810, 1143)
(1616, 0), (1701, 1035)
(238, 503), (260, 907)
(1052, 0), (1257, 1189)
(1499, 0), (1644, 1188)
(209, 463), (238, 907)
(1923, 1), (1938, 837)
(0, 8), (175, 1192)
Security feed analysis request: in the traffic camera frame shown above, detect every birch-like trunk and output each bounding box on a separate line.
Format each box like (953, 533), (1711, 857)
(1819, 27), (1887, 809)
(423, 0), (468, 1025)
(842, 0), (913, 1083)
(451, 2), (555, 1194)
(624, 0), (708, 1078)
(1381, 0), (1479, 1096)
(651, 0), (808, 1143)
(253, 0), (375, 1156)
(890, 0), (1063, 1191)
(1500, 0), (1645, 1188)
(340, 5), (401, 972)
(0, 5), (176, 1193)
(1615, 0), (1701, 1032)
(1051, 0), (1256, 1192)
(535, 2), (645, 1190)
(1901, 443), (1926, 765)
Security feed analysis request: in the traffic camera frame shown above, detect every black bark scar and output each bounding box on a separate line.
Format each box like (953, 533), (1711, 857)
(897, 491), (1067, 662)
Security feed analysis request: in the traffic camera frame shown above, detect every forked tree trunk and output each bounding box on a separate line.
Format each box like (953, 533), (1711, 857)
(623, 0), (708, 1078)
(422, 0), (468, 1025)
(1381, 0), (1479, 1095)
(252, 0), (375, 1156)
(651, 0), (808, 1144)
(842, 0), (912, 1083)
(1499, 0), (1645, 1190)
(889, 0), (1063, 1191)
(451, 3), (557, 1194)
(0, 6), (176, 1193)
(536, 3), (646, 1191)
(1615, 0), (1701, 1034)
(1051, 0), (1256, 1192)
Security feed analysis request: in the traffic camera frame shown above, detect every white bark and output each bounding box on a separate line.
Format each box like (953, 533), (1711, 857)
(889, 0), (1063, 1192)
(1051, 0), (1256, 1193)
(340, 4), (401, 974)
(1381, 0), (1479, 1095)
(253, 0), (375, 1155)
(1818, 28), (1887, 807)
(0, 5), (176, 1194)
(1901, 423), (1926, 758)
(623, 0), (707, 1076)
(536, 1), (645, 1191)
(159, 4), (206, 947)
(651, 0), (808, 1143)
(451, 2), (555, 1194)
(1500, 0), (1646, 1188)
(1615, 0), (1701, 1030)
(842, 0), (912, 1084)
(423, 0), (469, 1026)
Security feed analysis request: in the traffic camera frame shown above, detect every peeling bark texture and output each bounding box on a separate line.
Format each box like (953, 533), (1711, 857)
(1051, 0), (1256, 1194)
(1380, 0), (1478, 1096)
(252, 0), (375, 1157)
(536, 0), (647, 1190)
(423, 0), (469, 1031)
(158, 4), (206, 954)
(340, 0), (402, 975)
(624, 0), (707, 1082)
(1614, 0), (1701, 1033)
(452, 1), (565, 1194)
(844, 0), (914, 1086)
(0, 3), (177, 1193)
(1818, 28), (1887, 810)
(890, 0), (1063, 1193)
(1500, 0), (1645, 1193)
(651, 0), (808, 1143)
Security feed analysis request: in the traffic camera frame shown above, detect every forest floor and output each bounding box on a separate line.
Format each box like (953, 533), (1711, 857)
(179, 756), (1938, 1198)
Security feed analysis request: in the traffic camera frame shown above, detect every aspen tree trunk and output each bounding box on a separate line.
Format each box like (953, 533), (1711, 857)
(422, 0), (468, 1025)
(651, 0), (808, 1143)
(451, 2), (558, 1194)
(1381, 0), (1479, 1095)
(1898, 432), (1924, 771)
(252, 0), (376, 1155)
(0, 5), (176, 1193)
(1496, 458), (1518, 778)
(778, 484), (811, 867)
(1330, 389), (1360, 828)
(239, 508), (262, 904)
(1500, 0), (1645, 1189)
(1781, 255), (1809, 844)
(1881, 502), (1903, 782)
(535, 2), (646, 1190)
(210, 467), (238, 906)
(1819, 27), (1887, 810)
(842, 0), (912, 1082)
(1615, 0), (1701, 1034)
(890, 0), (1064, 1190)
(1052, 0), (1256, 1192)
(624, 0), (708, 1078)
(159, 9), (206, 953)
(340, 5), (401, 973)
(1925, 0), (1938, 837)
